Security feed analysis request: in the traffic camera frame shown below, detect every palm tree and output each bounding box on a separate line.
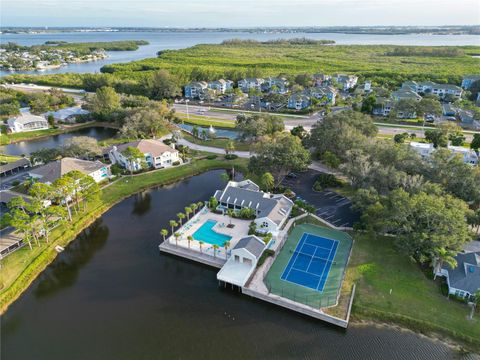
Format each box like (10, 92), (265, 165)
(169, 220), (178, 234)
(224, 241), (231, 259)
(213, 244), (219, 258)
(197, 201), (204, 210)
(185, 207), (192, 220)
(174, 232), (180, 246)
(187, 235), (193, 249)
(177, 212), (185, 225)
(199, 241), (204, 253)
(160, 229), (168, 241)
(226, 209), (234, 225)
(191, 203), (198, 214)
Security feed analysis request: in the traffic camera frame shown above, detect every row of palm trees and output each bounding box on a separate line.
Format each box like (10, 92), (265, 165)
(159, 200), (231, 259)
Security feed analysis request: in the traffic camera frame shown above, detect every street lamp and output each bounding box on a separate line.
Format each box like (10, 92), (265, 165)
(185, 99), (190, 124)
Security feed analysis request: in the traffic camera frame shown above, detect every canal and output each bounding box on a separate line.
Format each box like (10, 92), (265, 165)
(0, 127), (118, 156)
(0, 171), (464, 359)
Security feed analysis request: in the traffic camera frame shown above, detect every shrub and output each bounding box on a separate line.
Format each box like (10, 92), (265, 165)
(163, 139), (172, 145)
(110, 163), (123, 176)
(313, 173), (342, 191)
(11, 180), (20, 186)
(206, 154), (218, 160)
(225, 154), (238, 160)
(257, 249), (275, 267)
(248, 221), (257, 235)
(238, 207), (256, 219)
(172, 161), (180, 166)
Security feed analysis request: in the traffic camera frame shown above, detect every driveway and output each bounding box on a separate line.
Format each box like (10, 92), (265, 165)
(282, 169), (360, 228)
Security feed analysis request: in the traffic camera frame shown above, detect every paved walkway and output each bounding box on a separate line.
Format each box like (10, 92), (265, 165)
(177, 138), (251, 158)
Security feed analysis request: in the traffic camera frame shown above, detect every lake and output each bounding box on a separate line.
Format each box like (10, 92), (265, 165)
(1, 31), (479, 76)
(177, 122), (241, 139)
(0, 127), (117, 156)
(0, 170), (467, 359)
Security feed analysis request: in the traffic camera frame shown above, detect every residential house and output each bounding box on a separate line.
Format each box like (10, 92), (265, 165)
(442, 104), (457, 117)
(213, 179), (293, 235)
(108, 139), (181, 172)
(29, 157), (111, 184)
(262, 77), (289, 94)
(307, 86), (337, 105)
(391, 89), (422, 102)
(410, 142), (478, 165)
(457, 109), (475, 126)
(401, 81), (463, 99)
(184, 81), (209, 99)
(435, 251), (480, 301)
(313, 73), (331, 87)
(448, 146), (479, 165)
(288, 94), (311, 110)
(44, 106), (90, 123)
(333, 74), (358, 90)
(7, 112), (49, 133)
(364, 81), (372, 93)
(208, 79), (234, 94)
(238, 78), (265, 93)
(372, 97), (394, 117)
(409, 142), (435, 158)
(216, 235), (266, 287)
(461, 75), (480, 89)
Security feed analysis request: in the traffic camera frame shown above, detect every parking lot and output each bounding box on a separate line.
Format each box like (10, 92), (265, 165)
(282, 170), (360, 228)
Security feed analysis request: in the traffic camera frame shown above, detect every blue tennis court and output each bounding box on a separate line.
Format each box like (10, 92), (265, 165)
(280, 232), (338, 292)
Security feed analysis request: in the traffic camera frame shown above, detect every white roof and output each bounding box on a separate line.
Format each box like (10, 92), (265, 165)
(8, 112), (47, 125)
(410, 142), (433, 150)
(217, 258), (255, 287)
(45, 106), (89, 120)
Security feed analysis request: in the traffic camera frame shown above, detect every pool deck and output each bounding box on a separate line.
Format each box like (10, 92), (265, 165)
(163, 207), (252, 260)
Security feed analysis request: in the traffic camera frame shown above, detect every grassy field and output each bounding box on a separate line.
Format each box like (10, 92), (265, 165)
(0, 156), (248, 314)
(340, 232), (480, 351)
(4, 43), (479, 89)
(176, 114), (236, 128)
(0, 127), (64, 146)
(181, 132), (252, 151)
(0, 154), (23, 163)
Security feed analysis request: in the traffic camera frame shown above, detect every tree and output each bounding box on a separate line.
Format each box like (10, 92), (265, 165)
(120, 104), (172, 139)
(30, 148), (62, 164)
(361, 94), (377, 114)
(122, 146), (146, 175)
(393, 132), (409, 144)
(187, 235), (193, 249)
(160, 228), (168, 241)
(7, 198), (37, 249)
(225, 140), (235, 155)
(209, 196), (218, 209)
(308, 111), (377, 161)
(220, 172), (230, 184)
(213, 244), (219, 258)
(62, 136), (102, 159)
(224, 240), (231, 259)
(470, 133), (480, 155)
(290, 126), (307, 139)
(174, 232), (180, 246)
(190, 203), (198, 214)
(249, 133), (310, 186)
(416, 98), (442, 117)
(79, 175), (100, 211)
(192, 125), (199, 139)
(185, 206), (192, 220)
(90, 86), (120, 119)
(169, 220), (178, 234)
(235, 113), (284, 139)
(391, 99), (417, 119)
(52, 175), (76, 222)
(199, 240), (204, 254)
(425, 129), (448, 148)
(260, 172), (275, 192)
(177, 212), (185, 225)
(143, 70), (181, 99)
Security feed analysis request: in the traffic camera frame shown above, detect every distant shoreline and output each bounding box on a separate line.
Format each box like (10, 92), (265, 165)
(2, 25), (479, 36)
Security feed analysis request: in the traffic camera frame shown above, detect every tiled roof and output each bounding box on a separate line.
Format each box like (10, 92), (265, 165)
(233, 235), (266, 258)
(114, 139), (178, 158)
(30, 157), (106, 183)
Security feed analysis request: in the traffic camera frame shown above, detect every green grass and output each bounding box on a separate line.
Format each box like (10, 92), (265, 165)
(0, 154), (23, 163)
(176, 114), (236, 128)
(0, 128), (63, 146)
(343, 232), (480, 351)
(181, 132), (252, 151)
(0, 156), (248, 314)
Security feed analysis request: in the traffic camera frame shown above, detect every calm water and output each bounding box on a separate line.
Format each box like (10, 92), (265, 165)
(0, 170), (466, 359)
(178, 122), (241, 139)
(1, 31), (479, 76)
(0, 127), (117, 156)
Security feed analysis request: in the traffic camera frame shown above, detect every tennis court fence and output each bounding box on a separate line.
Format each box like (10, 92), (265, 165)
(264, 279), (338, 309)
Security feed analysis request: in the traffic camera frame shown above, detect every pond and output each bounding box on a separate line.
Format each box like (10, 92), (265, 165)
(177, 123), (242, 139)
(0, 170), (463, 359)
(0, 127), (118, 156)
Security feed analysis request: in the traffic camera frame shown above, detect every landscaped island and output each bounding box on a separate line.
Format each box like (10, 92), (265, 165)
(0, 40), (149, 71)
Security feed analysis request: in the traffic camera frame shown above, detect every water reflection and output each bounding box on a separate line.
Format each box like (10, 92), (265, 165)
(33, 219), (109, 299)
(131, 191), (152, 216)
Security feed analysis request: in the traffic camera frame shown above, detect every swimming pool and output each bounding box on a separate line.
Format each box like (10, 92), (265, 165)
(193, 219), (232, 246)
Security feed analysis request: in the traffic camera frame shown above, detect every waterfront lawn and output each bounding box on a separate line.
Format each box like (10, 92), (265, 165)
(0, 128), (63, 146)
(182, 133), (252, 152)
(176, 114), (236, 129)
(344, 232), (480, 351)
(0, 156), (248, 313)
(0, 154), (23, 163)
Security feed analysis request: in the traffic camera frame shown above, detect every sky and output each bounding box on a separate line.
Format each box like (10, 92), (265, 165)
(1, 0), (479, 27)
